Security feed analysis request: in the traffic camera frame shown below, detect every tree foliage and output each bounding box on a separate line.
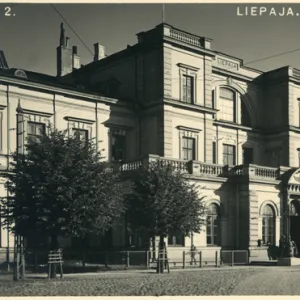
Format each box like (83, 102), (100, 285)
(0, 127), (124, 246)
(126, 161), (206, 241)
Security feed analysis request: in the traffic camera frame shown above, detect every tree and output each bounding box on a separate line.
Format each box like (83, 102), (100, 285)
(0, 127), (124, 277)
(125, 160), (206, 273)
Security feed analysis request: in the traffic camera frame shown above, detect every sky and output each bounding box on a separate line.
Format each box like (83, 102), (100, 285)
(2, 3), (300, 75)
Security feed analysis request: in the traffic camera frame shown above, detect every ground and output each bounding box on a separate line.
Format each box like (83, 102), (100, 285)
(0, 266), (298, 296)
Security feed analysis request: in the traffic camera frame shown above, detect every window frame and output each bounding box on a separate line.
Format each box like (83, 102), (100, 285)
(177, 126), (200, 161)
(27, 121), (46, 142)
(109, 129), (127, 162)
(262, 204), (275, 246)
(72, 128), (89, 147)
(206, 203), (221, 246)
(168, 230), (185, 247)
(218, 87), (237, 123)
(178, 65), (198, 105)
(182, 74), (194, 104)
(182, 136), (196, 161)
(223, 144), (236, 166)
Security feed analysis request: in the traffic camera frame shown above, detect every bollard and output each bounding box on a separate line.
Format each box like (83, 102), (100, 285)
(126, 251), (130, 268)
(105, 251), (108, 269)
(215, 251), (218, 267)
(199, 251), (202, 268)
(231, 250), (234, 267)
(146, 251), (149, 269)
(183, 251), (186, 269)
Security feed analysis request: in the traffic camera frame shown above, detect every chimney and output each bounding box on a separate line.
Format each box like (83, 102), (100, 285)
(72, 46), (80, 70)
(0, 50), (9, 70)
(57, 23), (73, 77)
(59, 23), (65, 46)
(65, 37), (70, 48)
(94, 43), (105, 61)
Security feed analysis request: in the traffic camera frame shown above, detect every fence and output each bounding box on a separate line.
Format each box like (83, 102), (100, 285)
(25, 249), (150, 273)
(22, 249), (249, 273)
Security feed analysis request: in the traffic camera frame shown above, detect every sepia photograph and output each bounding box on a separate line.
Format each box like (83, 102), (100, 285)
(1, 1), (300, 296)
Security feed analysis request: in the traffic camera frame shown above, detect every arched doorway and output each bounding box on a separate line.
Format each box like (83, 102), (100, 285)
(283, 168), (300, 256)
(290, 200), (300, 254)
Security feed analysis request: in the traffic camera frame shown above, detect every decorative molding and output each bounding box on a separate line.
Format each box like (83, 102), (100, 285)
(105, 124), (133, 132)
(258, 200), (279, 216)
(163, 98), (218, 114)
(14, 69), (27, 79)
(64, 116), (95, 125)
(20, 108), (53, 118)
(177, 63), (200, 72)
(176, 126), (201, 133)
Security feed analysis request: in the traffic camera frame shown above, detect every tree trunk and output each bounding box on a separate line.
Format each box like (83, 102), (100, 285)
(49, 234), (58, 279)
(157, 236), (165, 273)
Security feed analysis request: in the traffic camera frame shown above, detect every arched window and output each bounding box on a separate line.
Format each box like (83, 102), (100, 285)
(206, 203), (221, 246)
(262, 204), (275, 245)
(219, 87), (236, 123)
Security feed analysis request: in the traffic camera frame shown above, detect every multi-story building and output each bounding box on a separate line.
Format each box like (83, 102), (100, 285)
(1, 22), (300, 264)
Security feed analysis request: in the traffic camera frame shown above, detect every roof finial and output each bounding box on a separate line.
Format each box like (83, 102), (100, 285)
(59, 22), (65, 46)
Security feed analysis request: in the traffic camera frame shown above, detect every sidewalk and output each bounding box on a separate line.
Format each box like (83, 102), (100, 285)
(0, 264), (288, 279)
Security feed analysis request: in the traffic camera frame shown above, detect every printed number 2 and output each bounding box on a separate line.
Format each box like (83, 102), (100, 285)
(5, 7), (11, 16)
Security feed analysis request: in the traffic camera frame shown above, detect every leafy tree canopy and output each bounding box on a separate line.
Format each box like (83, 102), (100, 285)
(126, 161), (206, 240)
(0, 126), (124, 244)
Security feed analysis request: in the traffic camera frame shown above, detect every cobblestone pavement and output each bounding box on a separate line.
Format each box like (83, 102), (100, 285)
(232, 266), (300, 295)
(0, 268), (265, 296)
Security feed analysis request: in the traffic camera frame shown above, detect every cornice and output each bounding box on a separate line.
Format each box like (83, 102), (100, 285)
(64, 116), (95, 125)
(19, 108), (53, 118)
(0, 76), (118, 106)
(176, 125), (202, 133)
(213, 120), (259, 133)
(163, 98), (217, 114)
(212, 67), (259, 84)
(177, 63), (200, 71)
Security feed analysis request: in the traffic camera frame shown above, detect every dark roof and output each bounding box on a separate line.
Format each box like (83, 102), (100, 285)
(0, 67), (105, 97)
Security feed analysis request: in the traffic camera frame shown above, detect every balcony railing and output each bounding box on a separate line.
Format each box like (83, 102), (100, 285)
(229, 164), (279, 180)
(169, 28), (203, 48)
(109, 155), (283, 182)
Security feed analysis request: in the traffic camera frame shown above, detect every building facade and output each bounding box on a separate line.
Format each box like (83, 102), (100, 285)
(1, 22), (300, 263)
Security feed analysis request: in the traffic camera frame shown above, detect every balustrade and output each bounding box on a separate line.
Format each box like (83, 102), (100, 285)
(108, 156), (280, 181)
(169, 29), (202, 47)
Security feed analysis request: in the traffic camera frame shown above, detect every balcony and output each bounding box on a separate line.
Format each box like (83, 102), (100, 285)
(110, 154), (283, 182)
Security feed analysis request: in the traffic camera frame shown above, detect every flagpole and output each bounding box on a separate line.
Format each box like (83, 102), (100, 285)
(162, 4), (165, 23)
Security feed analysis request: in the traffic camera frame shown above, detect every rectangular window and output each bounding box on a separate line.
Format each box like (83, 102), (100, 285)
(73, 128), (89, 147)
(182, 75), (194, 104)
(182, 137), (196, 161)
(243, 147), (254, 164)
(168, 230), (185, 247)
(111, 134), (126, 162)
(223, 144), (236, 166)
(27, 122), (45, 142)
(212, 141), (217, 164)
